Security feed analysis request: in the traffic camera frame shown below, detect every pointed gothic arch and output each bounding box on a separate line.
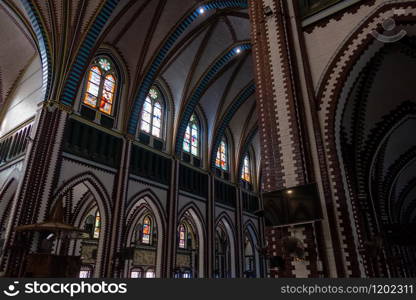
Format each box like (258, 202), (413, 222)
(243, 220), (260, 278)
(124, 191), (167, 278)
(51, 172), (112, 277)
(214, 213), (237, 277)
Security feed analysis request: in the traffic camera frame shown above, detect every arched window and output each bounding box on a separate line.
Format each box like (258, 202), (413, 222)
(215, 137), (228, 171)
(141, 216), (152, 245)
(93, 210), (101, 239)
(183, 114), (200, 157)
(145, 268), (155, 278)
(79, 266), (93, 278)
(178, 224), (186, 249)
(215, 225), (231, 278)
(130, 268), (143, 278)
(140, 87), (164, 138)
(83, 57), (117, 116)
(241, 154), (251, 183)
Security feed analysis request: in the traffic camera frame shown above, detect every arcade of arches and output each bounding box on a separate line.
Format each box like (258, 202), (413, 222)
(0, 0), (415, 278)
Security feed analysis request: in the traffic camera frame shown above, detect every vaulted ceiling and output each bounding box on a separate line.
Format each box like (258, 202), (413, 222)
(0, 1), (37, 107)
(0, 0), (259, 177)
(100, 0), (256, 167)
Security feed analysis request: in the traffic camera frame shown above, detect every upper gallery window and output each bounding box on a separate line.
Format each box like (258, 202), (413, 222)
(83, 57), (117, 116)
(140, 87), (164, 138)
(183, 114), (200, 157)
(130, 268), (143, 278)
(215, 137), (228, 171)
(141, 215), (152, 245)
(241, 154), (251, 183)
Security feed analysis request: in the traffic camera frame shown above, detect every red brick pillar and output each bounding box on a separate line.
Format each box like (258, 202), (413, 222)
(248, 0), (332, 277)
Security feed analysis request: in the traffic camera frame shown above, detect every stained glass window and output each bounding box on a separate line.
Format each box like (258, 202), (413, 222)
(131, 269), (142, 278)
(215, 138), (228, 171)
(183, 114), (199, 156)
(145, 269), (155, 278)
(141, 216), (152, 244)
(140, 87), (163, 138)
(242, 154), (251, 182)
(84, 67), (101, 108)
(179, 224), (186, 249)
(93, 210), (101, 239)
(79, 270), (91, 278)
(83, 57), (117, 116)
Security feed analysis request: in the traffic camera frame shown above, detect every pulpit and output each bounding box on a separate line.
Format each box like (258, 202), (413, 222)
(15, 198), (87, 278)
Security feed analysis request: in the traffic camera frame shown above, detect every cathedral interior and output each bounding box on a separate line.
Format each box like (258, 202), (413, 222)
(0, 0), (415, 278)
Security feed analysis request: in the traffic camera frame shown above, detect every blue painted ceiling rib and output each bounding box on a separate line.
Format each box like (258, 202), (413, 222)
(21, 0), (52, 100)
(174, 43), (252, 155)
(127, 0), (249, 135)
(60, 0), (120, 106)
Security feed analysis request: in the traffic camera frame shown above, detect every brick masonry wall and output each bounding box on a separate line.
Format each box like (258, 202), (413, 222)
(249, 0), (324, 277)
(266, 223), (322, 278)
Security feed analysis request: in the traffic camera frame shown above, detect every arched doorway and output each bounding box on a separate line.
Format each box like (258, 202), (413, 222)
(243, 223), (260, 278)
(50, 174), (111, 278)
(128, 212), (158, 278)
(214, 217), (236, 278)
(124, 194), (165, 278)
(175, 209), (205, 278)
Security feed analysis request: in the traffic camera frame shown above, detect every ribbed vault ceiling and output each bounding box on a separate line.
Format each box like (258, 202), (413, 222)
(0, 0), (258, 176)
